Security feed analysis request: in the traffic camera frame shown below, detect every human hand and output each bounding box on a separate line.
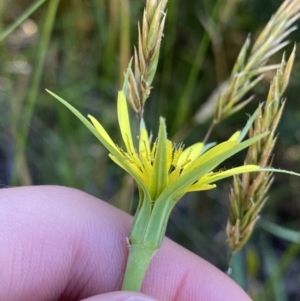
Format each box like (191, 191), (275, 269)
(0, 186), (252, 301)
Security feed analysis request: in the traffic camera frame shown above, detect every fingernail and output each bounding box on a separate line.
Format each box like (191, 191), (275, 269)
(123, 296), (159, 301)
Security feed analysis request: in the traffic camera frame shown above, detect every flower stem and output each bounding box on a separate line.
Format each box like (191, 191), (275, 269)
(122, 243), (157, 291)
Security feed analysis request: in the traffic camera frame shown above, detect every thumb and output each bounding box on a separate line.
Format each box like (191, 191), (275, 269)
(80, 291), (160, 301)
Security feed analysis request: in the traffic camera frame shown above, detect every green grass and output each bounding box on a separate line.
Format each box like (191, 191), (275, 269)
(0, 0), (300, 300)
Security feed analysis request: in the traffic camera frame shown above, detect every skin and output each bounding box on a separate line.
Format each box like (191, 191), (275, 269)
(0, 186), (252, 301)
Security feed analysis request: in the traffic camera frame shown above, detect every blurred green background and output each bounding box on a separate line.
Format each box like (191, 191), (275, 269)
(1, 0), (300, 300)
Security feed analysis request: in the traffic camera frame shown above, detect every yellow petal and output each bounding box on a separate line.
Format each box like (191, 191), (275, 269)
(139, 155), (153, 184)
(109, 154), (148, 185)
(198, 165), (260, 185)
(228, 131), (241, 142)
(177, 142), (204, 168)
(171, 145), (183, 167)
(139, 119), (151, 160)
(88, 115), (120, 154)
(166, 140), (173, 171)
(117, 91), (135, 155)
(185, 140), (237, 173)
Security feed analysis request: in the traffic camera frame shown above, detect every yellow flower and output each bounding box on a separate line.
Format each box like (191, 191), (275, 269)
(48, 83), (300, 294)
(49, 87), (298, 294)
(47, 88), (268, 250)
(87, 91), (263, 202)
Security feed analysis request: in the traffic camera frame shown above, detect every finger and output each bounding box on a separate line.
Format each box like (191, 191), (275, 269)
(0, 186), (252, 301)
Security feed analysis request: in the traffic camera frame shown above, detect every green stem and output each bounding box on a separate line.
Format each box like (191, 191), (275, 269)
(122, 243), (157, 291)
(173, 0), (224, 131)
(122, 194), (173, 291)
(11, 0), (60, 185)
(0, 0), (47, 42)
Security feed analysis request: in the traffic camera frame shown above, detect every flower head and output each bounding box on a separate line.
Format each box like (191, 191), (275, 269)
(47, 88), (269, 250)
(87, 91), (264, 203)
